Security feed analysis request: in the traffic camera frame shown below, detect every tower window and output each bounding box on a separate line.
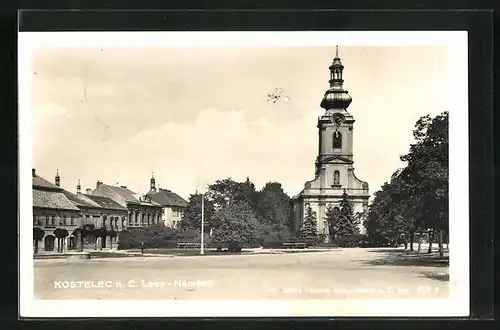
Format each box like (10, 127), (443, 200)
(333, 131), (342, 149)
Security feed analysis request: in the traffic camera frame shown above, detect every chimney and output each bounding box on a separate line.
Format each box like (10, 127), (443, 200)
(32, 169), (36, 177)
(120, 185), (127, 189)
(96, 180), (102, 188)
(76, 179), (81, 194)
(86, 188), (92, 194)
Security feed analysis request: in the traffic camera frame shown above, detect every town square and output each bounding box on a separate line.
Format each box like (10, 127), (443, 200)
(34, 247), (448, 300)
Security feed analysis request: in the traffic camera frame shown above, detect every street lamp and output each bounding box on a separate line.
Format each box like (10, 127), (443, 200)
(201, 189), (205, 255)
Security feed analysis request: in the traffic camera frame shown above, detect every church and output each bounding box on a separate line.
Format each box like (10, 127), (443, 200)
(290, 47), (370, 240)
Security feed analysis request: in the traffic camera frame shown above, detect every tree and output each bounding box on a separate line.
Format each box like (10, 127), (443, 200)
(53, 228), (69, 253)
(72, 228), (83, 251)
(207, 178), (259, 211)
(97, 227), (108, 249)
(334, 190), (359, 247)
(255, 182), (291, 227)
(179, 193), (215, 230)
(325, 205), (341, 243)
(300, 206), (318, 242)
(365, 112), (448, 254)
(33, 227), (45, 254)
(108, 228), (117, 249)
(211, 201), (259, 252)
(399, 112), (448, 256)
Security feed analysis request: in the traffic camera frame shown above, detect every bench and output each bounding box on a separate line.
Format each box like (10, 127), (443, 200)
(176, 242), (204, 250)
(282, 242), (307, 249)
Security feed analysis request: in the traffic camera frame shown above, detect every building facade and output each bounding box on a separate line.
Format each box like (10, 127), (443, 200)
(144, 174), (187, 228)
(290, 47), (370, 239)
(63, 179), (128, 248)
(32, 169), (81, 252)
(91, 181), (163, 229)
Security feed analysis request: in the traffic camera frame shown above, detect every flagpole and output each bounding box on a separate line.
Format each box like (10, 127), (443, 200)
(201, 190), (205, 255)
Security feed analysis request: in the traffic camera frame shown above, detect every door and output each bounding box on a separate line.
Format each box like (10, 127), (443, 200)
(44, 235), (55, 251)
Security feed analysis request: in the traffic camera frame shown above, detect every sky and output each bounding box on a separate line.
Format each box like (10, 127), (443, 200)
(29, 43), (451, 200)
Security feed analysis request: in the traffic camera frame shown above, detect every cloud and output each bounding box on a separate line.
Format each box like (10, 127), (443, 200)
(115, 107), (317, 197)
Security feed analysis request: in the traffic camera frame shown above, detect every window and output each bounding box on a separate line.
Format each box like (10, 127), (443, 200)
(61, 217), (67, 225)
(51, 216), (56, 225)
(334, 69), (341, 80)
(70, 217), (75, 225)
(45, 215), (49, 225)
(333, 131), (342, 149)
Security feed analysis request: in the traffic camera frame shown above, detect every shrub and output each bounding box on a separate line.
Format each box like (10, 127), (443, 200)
(117, 225), (205, 250)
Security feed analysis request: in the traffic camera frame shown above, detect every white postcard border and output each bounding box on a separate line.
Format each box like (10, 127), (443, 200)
(19, 31), (469, 318)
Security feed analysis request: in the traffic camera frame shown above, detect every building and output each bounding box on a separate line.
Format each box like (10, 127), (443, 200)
(32, 169), (81, 252)
(62, 179), (128, 248)
(290, 47), (370, 240)
(144, 174), (188, 228)
(91, 181), (163, 228)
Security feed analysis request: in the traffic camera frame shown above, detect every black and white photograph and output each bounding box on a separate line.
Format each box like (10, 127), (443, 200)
(18, 31), (469, 317)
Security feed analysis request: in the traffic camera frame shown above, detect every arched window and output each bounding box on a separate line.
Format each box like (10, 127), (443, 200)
(333, 131), (342, 149)
(333, 171), (340, 185)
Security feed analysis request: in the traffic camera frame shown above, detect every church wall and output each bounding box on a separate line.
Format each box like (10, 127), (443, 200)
(299, 196), (368, 239)
(324, 164), (350, 188)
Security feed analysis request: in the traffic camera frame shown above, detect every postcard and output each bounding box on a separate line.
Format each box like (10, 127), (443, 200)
(18, 31), (469, 317)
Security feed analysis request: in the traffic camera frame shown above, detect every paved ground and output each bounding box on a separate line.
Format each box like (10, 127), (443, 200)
(33, 247), (449, 300)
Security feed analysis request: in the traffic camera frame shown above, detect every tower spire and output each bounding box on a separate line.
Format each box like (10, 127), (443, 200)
(150, 172), (156, 192)
(320, 46), (352, 110)
(55, 169), (61, 187)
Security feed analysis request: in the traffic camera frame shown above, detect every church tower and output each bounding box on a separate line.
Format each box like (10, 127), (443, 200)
(316, 46), (356, 189)
(291, 47), (370, 240)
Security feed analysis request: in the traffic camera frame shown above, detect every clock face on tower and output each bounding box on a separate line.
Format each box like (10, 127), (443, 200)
(331, 113), (345, 127)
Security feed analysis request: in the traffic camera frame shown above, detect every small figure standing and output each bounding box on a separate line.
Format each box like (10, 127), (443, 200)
(141, 241), (145, 254)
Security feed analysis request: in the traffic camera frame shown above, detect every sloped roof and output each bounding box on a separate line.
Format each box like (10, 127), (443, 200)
(146, 188), (187, 207)
(62, 190), (102, 208)
(84, 194), (127, 211)
(33, 175), (61, 191)
(33, 190), (81, 211)
(104, 185), (140, 203)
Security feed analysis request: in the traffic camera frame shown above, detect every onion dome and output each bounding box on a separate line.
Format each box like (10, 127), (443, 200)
(320, 90), (352, 110)
(320, 46), (353, 110)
